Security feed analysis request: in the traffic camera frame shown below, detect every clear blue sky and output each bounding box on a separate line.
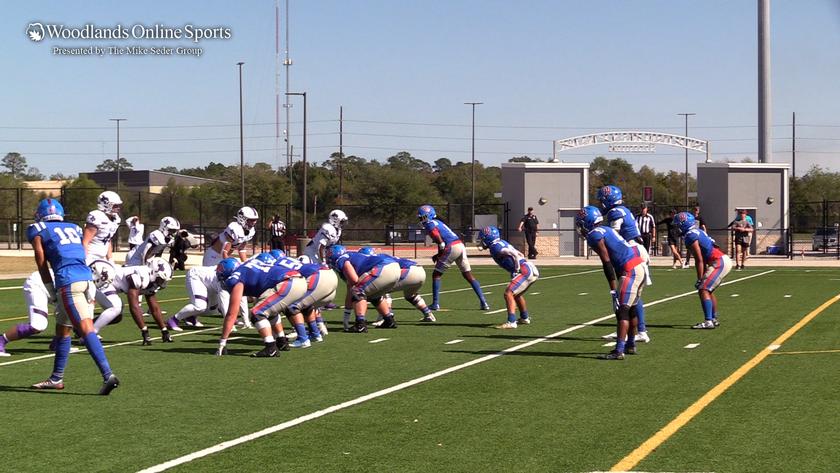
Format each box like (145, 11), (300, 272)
(2, 0), (839, 177)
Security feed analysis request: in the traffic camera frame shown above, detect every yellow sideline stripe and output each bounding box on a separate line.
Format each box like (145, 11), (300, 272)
(770, 348), (840, 356)
(611, 292), (840, 472)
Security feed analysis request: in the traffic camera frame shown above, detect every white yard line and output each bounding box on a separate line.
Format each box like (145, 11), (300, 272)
(487, 308), (507, 315)
(684, 343), (701, 349)
(368, 338), (389, 344)
(136, 270), (774, 473)
(444, 339), (463, 345)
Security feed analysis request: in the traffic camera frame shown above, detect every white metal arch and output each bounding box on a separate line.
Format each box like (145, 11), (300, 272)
(553, 131), (711, 162)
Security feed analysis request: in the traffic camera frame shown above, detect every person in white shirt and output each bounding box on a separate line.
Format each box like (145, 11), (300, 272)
(304, 209), (347, 263)
(165, 265), (249, 331)
(83, 191), (122, 263)
(0, 270), (55, 356)
(203, 206), (259, 266)
(126, 216), (145, 250)
(125, 217), (180, 267)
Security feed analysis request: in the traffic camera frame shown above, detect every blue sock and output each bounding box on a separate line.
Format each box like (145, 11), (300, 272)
(421, 306), (431, 315)
(52, 336), (71, 380)
(315, 315), (324, 324)
(701, 298), (714, 320)
(355, 315), (366, 323)
(294, 323), (309, 342)
(307, 321), (321, 338)
(507, 313), (517, 323)
(470, 280), (487, 304)
(635, 299), (647, 332)
(432, 279), (441, 305)
(83, 333), (112, 379)
(615, 338), (626, 353)
(520, 310), (529, 321)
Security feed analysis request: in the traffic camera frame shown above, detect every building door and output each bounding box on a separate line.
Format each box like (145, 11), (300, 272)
(557, 209), (581, 256)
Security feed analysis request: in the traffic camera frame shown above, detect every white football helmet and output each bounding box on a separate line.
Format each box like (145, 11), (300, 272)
(147, 257), (173, 290)
(159, 216), (180, 235)
(298, 255), (312, 264)
(236, 206), (259, 230)
(97, 191), (123, 217)
(328, 209), (348, 228)
(89, 259), (116, 289)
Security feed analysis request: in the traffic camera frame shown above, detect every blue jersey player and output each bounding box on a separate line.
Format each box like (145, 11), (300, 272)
(216, 256), (307, 357)
(328, 245), (401, 332)
(418, 205), (488, 311)
(478, 226), (539, 329)
(576, 206), (647, 360)
(598, 185), (652, 343)
(676, 212), (733, 329)
(27, 199), (119, 394)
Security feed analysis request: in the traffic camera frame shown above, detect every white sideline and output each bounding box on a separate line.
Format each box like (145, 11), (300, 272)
(136, 270), (774, 473)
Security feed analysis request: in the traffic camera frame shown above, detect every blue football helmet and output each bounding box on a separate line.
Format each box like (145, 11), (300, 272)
(269, 249), (286, 260)
(255, 252), (277, 265)
(326, 244), (347, 269)
(478, 226), (501, 248)
(35, 198), (65, 222)
(597, 185), (623, 209)
(418, 205), (437, 222)
(359, 246), (377, 256)
(575, 206), (604, 234)
(675, 211), (696, 235)
(216, 258), (239, 281)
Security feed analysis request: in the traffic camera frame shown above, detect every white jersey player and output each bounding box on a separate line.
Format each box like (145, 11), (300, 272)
(203, 206), (259, 266)
(126, 216), (145, 249)
(166, 265), (249, 331)
(304, 209), (347, 263)
(0, 270), (60, 356)
(125, 216), (180, 266)
(83, 191), (122, 263)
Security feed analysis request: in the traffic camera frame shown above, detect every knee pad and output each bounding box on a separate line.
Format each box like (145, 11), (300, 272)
(29, 312), (49, 332)
(254, 319), (271, 330)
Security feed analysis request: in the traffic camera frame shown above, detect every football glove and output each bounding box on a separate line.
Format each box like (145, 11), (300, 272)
(610, 290), (619, 313)
(694, 279), (703, 290)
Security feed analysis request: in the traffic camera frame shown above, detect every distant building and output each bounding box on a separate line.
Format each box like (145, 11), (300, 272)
(82, 170), (222, 193)
(22, 180), (67, 197)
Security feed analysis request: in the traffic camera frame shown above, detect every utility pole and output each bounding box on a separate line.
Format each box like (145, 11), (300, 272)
(237, 61), (245, 206)
(758, 0), (772, 163)
(464, 102), (483, 229)
(678, 113), (696, 208)
(109, 118), (126, 189)
(339, 105), (343, 204)
(791, 111), (796, 179)
(287, 92), (307, 232)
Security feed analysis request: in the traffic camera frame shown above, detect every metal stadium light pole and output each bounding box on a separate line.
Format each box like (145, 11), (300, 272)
(465, 102), (482, 230)
(237, 62), (245, 206)
(678, 113), (695, 208)
(109, 118), (125, 189)
(287, 92), (307, 233)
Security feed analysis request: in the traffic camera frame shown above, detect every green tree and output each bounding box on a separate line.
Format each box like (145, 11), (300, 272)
(508, 155), (543, 163)
(2, 152), (28, 178)
(156, 166), (179, 173)
(62, 176), (103, 223)
(22, 167), (45, 181)
(433, 158), (452, 173)
(96, 157), (134, 172)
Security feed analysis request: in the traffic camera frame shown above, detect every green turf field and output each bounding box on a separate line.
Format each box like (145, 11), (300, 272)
(1, 265), (838, 473)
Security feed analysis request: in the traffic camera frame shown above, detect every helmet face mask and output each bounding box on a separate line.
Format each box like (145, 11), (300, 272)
(237, 207), (259, 230)
(417, 205), (436, 223)
(597, 185), (623, 210)
(97, 191), (123, 217)
(478, 226), (500, 249)
(89, 259), (115, 289)
(326, 244), (347, 269)
(575, 206), (603, 236)
(328, 209), (348, 228)
(159, 216), (181, 236)
(675, 212), (696, 235)
(146, 257), (173, 291)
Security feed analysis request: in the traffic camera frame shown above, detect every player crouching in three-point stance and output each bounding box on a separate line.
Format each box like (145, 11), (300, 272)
(576, 206), (647, 360)
(27, 199), (119, 394)
(477, 226), (539, 329)
(417, 205), (489, 311)
(328, 245), (401, 333)
(675, 212), (733, 329)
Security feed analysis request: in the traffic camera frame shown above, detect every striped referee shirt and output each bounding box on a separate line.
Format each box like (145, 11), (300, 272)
(636, 213), (656, 235)
(270, 220), (286, 237)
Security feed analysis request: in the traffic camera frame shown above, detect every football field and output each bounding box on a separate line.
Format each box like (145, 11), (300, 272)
(1, 265), (838, 473)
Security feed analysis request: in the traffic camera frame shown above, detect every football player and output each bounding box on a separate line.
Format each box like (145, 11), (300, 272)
(598, 185), (652, 343)
(0, 270), (53, 356)
(215, 256), (307, 357)
(83, 191), (122, 263)
(417, 205), (489, 311)
(359, 247), (435, 323)
(92, 257), (174, 345)
(576, 206), (647, 360)
(676, 212), (733, 329)
(125, 216), (180, 266)
(27, 199), (119, 394)
(165, 264), (249, 332)
(477, 226), (539, 329)
(328, 245), (401, 333)
(203, 206), (259, 266)
(280, 253), (337, 341)
(303, 209), (347, 264)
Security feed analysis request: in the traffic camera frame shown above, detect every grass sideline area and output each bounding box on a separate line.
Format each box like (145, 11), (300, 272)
(0, 265), (838, 472)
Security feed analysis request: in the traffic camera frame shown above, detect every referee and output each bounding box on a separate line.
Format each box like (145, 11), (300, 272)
(268, 214), (286, 252)
(635, 205), (656, 254)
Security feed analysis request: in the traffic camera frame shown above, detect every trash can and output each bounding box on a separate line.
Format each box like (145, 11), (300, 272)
(296, 237), (311, 258)
(661, 238), (671, 257)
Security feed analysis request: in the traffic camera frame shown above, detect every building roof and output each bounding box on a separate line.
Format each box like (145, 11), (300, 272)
(82, 170), (224, 189)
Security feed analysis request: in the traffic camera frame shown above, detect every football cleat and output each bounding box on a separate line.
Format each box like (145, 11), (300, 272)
(378, 317), (397, 329)
(0, 336), (9, 357)
(345, 322), (368, 333)
(276, 337), (291, 352)
(599, 350), (625, 360)
(184, 316), (196, 327)
(251, 346), (278, 358)
(141, 329), (152, 346)
(692, 320), (716, 330)
(495, 321), (518, 330)
(317, 322), (329, 336)
(99, 374), (120, 395)
(215, 346), (228, 356)
(192, 319), (204, 328)
(428, 303), (440, 311)
(712, 317), (721, 327)
(166, 316), (183, 332)
(313, 334), (324, 343)
(420, 314), (436, 322)
(625, 345), (637, 355)
(32, 378), (64, 390)
(634, 331), (651, 343)
(480, 302), (491, 311)
(518, 318), (531, 325)
(291, 339), (311, 349)
(161, 331), (173, 343)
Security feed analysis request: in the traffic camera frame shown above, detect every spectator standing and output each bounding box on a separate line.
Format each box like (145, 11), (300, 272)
(517, 207), (539, 259)
(660, 209), (684, 269)
(127, 216), (145, 251)
(169, 230), (191, 271)
(729, 209), (754, 270)
(635, 205), (657, 254)
(268, 214), (286, 252)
